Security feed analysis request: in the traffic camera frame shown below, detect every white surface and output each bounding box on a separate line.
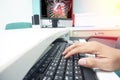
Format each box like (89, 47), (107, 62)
(0, 28), (69, 80)
(96, 70), (120, 80)
(74, 13), (120, 28)
(70, 26), (120, 30)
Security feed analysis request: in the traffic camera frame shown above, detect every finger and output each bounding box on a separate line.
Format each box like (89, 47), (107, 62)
(64, 47), (80, 58)
(62, 45), (76, 55)
(62, 42), (81, 55)
(78, 57), (99, 68)
(62, 42), (85, 55)
(64, 45), (98, 58)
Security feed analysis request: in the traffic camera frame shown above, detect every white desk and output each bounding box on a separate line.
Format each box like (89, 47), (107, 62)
(69, 27), (120, 37)
(0, 28), (69, 80)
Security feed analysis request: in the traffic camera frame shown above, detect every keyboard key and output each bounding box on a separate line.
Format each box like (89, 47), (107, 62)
(46, 71), (54, 76)
(43, 76), (52, 80)
(64, 76), (73, 80)
(48, 66), (56, 71)
(74, 75), (83, 80)
(58, 66), (65, 70)
(54, 75), (63, 80)
(65, 70), (73, 76)
(56, 70), (64, 76)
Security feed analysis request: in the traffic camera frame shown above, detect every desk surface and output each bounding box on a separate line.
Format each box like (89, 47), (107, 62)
(0, 28), (69, 80)
(70, 27), (120, 30)
(0, 28), (119, 80)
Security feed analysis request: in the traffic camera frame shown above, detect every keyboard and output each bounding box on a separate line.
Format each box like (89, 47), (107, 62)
(23, 42), (98, 80)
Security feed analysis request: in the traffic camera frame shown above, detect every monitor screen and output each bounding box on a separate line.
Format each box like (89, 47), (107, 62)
(40, 0), (73, 27)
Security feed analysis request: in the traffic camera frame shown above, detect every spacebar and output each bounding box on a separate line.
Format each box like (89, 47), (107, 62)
(82, 67), (98, 80)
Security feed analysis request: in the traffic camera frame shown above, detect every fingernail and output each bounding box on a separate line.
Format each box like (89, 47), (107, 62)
(78, 59), (87, 65)
(64, 56), (67, 59)
(62, 52), (65, 55)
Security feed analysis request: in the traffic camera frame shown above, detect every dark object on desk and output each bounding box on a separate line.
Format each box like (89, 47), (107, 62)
(52, 38), (67, 43)
(32, 15), (39, 25)
(52, 19), (59, 28)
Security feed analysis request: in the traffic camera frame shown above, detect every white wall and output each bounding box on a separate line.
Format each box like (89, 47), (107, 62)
(73, 0), (120, 27)
(0, 0), (32, 30)
(75, 14), (120, 27)
(73, 0), (120, 15)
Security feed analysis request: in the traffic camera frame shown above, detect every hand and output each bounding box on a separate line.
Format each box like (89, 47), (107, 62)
(62, 41), (120, 71)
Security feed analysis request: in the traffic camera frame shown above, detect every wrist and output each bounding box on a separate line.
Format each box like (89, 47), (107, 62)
(113, 49), (120, 71)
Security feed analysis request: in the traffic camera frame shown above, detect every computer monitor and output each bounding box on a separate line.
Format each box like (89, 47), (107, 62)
(40, 0), (73, 28)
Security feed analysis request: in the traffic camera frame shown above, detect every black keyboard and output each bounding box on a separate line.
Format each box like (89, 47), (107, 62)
(23, 42), (98, 80)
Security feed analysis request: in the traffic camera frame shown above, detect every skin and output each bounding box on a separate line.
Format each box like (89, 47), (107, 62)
(62, 41), (120, 71)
